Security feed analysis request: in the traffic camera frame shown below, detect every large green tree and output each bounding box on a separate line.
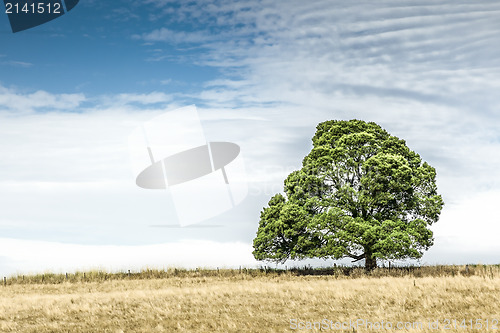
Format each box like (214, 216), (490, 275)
(253, 120), (444, 270)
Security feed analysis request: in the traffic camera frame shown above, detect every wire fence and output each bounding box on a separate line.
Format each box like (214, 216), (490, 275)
(2, 264), (499, 286)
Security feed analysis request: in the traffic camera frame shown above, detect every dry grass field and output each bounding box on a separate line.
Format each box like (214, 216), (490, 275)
(0, 266), (499, 332)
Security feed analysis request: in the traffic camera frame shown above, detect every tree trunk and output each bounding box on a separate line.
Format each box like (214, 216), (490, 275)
(365, 252), (377, 271)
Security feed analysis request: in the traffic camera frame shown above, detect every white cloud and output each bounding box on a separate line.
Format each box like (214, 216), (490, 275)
(0, 86), (85, 112)
(3, 61), (33, 68)
(133, 28), (213, 44)
(431, 191), (500, 250)
(100, 92), (173, 106)
(423, 190), (500, 265)
(0, 238), (258, 277)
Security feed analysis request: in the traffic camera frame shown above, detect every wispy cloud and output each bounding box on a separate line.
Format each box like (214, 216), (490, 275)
(135, 1), (500, 109)
(129, 0), (500, 251)
(0, 86), (85, 112)
(105, 7), (141, 22)
(3, 60), (34, 68)
(133, 28), (214, 44)
(100, 91), (173, 105)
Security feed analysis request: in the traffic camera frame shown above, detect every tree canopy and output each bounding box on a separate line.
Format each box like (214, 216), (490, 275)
(252, 119), (444, 269)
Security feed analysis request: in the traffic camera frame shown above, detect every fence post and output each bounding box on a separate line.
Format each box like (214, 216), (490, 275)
(3, 277), (6, 286)
(128, 270), (131, 277)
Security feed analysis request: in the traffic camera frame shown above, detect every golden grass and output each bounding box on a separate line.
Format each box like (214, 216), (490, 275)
(0, 266), (499, 332)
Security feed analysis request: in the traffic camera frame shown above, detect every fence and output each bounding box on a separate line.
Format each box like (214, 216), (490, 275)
(2, 264), (499, 286)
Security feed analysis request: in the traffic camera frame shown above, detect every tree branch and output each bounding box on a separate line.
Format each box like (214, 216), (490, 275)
(348, 252), (365, 262)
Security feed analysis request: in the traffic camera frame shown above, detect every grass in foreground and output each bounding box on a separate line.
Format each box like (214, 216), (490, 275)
(0, 265), (499, 332)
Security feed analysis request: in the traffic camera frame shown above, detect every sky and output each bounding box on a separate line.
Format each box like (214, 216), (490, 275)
(1, 0), (500, 276)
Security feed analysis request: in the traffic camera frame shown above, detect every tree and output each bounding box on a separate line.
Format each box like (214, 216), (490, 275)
(253, 119), (444, 270)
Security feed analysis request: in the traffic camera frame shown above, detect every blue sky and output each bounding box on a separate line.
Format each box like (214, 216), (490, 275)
(1, 0), (500, 275)
(0, 0), (221, 96)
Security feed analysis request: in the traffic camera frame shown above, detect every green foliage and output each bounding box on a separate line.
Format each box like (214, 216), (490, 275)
(253, 119), (444, 269)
